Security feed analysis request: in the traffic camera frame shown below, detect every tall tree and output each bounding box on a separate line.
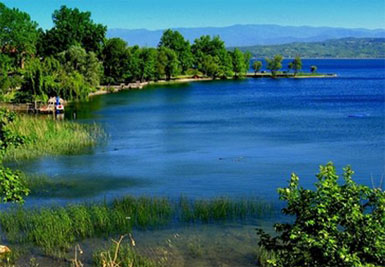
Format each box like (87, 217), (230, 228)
(158, 29), (193, 74)
(266, 54), (283, 77)
(202, 55), (220, 79)
(290, 56), (302, 76)
(0, 3), (39, 68)
(231, 48), (247, 77)
(101, 38), (131, 84)
(157, 47), (179, 80)
(39, 6), (106, 56)
(192, 35), (232, 77)
(137, 48), (157, 82)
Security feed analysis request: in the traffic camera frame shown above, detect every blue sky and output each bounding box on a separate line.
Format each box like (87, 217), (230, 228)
(3, 0), (385, 30)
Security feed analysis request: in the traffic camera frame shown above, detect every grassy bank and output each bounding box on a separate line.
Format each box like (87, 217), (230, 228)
(0, 196), (272, 257)
(4, 115), (104, 162)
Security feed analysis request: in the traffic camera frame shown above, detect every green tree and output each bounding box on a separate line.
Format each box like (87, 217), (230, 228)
(156, 47), (179, 80)
(59, 45), (102, 87)
(257, 162), (385, 267)
(202, 55), (220, 79)
(253, 60), (262, 74)
(311, 65), (318, 73)
(137, 48), (157, 82)
(290, 56), (302, 76)
(39, 6), (106, 56)
(231, 48), (247, 78)
(0, 3), (39, 68)
(159, 29), (193, 74)
(101, 38), (131, 84)
(192, 35), (232, 77)
(266, 55), (283, 77)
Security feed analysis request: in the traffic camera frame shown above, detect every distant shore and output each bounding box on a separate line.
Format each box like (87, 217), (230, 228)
(91, 73), (337, 97)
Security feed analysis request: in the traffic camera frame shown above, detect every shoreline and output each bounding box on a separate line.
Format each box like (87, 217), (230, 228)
(91, 73), (337, 97)
(0, 73), (339, 111)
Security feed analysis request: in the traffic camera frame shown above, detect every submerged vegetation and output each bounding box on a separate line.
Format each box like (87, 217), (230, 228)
(4, 114), (104, 161)
(0, 196), (272, 257)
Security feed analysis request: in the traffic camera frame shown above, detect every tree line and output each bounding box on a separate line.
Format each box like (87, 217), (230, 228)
(0, 4), (253, 103)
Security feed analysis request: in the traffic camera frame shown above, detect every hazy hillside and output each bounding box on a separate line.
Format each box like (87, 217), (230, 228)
(107, 24), (385, 47)
(235, 38), (385, 58)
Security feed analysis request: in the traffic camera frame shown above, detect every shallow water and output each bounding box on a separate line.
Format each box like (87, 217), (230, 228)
(13, 59), (385, 205)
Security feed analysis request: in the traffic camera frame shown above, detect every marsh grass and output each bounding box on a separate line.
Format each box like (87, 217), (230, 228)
(93, 235), (157, 267)
(4, 115), (104, 161)
(0, 196), (272, 257)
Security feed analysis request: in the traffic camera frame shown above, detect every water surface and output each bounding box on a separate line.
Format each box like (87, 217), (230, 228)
(17, 59), (385, 204)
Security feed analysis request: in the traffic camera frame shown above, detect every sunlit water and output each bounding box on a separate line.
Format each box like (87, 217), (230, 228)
(14, 59), (385, 205)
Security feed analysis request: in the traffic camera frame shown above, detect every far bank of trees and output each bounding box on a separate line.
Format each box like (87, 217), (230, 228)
(0, 3), (252, 103)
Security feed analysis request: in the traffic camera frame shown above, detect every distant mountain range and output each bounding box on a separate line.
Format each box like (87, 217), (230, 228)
(107, 24), (385, 47)
(235, 38), (385, 58)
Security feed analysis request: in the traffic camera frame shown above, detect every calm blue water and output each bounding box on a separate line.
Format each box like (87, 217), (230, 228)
(17, 59), (385, 204)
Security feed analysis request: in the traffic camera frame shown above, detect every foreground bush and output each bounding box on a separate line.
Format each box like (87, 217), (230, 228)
(257, 162), (385, 266)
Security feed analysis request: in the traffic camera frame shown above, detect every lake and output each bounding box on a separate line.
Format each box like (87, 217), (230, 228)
(16, 59), (385, 205)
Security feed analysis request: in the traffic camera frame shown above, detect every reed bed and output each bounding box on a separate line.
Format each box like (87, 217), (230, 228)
(4, 115), (104, 161)
(0, 196), (272, 257)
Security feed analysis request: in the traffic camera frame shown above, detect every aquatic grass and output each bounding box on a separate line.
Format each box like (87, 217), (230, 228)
(4, 115), (105, 161)
(0, 196), (273, 257)
(181, 197), (272, 223)
(93, 235), (157, 267)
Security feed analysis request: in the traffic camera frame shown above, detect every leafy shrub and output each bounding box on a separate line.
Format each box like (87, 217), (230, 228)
(257, 162), (385, 266)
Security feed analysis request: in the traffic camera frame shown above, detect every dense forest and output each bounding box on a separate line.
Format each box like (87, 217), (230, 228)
(0, 3), (251, 103)
(236, 37), (385, 58)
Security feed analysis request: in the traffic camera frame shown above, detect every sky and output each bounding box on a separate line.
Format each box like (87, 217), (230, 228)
(2, 0), (385, 30)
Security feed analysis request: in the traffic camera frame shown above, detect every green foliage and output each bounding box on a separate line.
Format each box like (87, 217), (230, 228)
(0, 109), (29, 203)
(266, 55), (283, 76)
(101, 38), (131, 84)
(157, 47), (179, 80)
(136, 48), (158, 82)
(0, 3), (39, 67)
(231, 48), (248, 77)
(290, 56), (302, 75)
(311, 65), (318, 73)
(39, 5), (106, 56)
(192, 35), (234, 78)
(159, 29), (193, 74)
(257, 162), (385, 267)
(0, 166), (29, 203)
(253, 60), (263, 74)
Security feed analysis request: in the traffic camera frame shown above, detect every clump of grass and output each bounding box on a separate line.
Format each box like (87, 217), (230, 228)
(4, 115), (104, 161)
(93, 235), (157, 267)
(180, 197), (272, 223)
(0, 196), (273, 257)
(0, 197), (173, 257)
